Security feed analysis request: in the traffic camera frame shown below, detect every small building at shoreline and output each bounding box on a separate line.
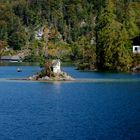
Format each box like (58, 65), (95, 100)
(132, 36), (140, 53)
(52, 59), (61, 74)
(0, 56), (21, 62)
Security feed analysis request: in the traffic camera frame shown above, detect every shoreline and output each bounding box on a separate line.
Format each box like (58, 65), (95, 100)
(8, 78), (140, 83)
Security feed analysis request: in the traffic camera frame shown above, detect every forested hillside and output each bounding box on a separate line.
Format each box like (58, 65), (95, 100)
(0, 0), (140, 71)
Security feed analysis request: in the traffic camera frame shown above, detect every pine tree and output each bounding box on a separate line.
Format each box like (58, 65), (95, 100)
(122, 2), (139, 38)
(96, 0), (132, 71)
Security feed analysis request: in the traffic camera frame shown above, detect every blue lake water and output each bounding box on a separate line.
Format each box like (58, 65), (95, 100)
(0, 65), (140, 140)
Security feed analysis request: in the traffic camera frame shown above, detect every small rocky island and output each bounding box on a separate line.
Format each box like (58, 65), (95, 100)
(28, 59), (75, 81)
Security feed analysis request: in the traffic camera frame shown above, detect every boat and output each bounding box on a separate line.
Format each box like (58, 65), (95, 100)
(17, 68), (22, 72)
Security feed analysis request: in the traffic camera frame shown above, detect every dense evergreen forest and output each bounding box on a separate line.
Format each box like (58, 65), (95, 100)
(0, 0), (140, 72)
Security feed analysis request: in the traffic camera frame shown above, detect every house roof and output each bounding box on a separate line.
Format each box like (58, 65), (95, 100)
(1, 56), (20, 60)
(11, 56), (20, 60)
(132, 36), (140, 45)
(1, 56), (11, 60)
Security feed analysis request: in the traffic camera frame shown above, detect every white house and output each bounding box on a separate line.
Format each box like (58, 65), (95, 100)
(91, 37), (96, 45)
(35, 28), (43, 40)
(133, 46), (140, 53)
(52, 59), (61, 74)
(132, 36), (140, 53)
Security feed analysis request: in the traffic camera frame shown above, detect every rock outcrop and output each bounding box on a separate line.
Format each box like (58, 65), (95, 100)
(28, 71), (75, 81)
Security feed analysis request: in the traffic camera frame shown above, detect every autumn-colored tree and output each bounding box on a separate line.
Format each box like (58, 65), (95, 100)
(0, 40), (7, 58)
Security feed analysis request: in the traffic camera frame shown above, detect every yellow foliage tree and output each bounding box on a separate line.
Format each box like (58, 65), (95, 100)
(0, 40), (7, 58)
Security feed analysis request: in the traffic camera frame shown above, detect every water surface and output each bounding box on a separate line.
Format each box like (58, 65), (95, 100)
(0, 65), (140, 140)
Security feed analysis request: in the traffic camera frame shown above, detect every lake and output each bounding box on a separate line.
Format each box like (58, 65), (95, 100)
(0, 65), (140, 140)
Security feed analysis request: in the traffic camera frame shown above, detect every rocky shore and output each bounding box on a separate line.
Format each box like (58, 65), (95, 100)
(28, 71), (75, 81)
(133, 65), (140, 73)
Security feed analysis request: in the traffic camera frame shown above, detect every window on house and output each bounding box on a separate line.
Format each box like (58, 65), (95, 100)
(135, 47), (138, 51)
